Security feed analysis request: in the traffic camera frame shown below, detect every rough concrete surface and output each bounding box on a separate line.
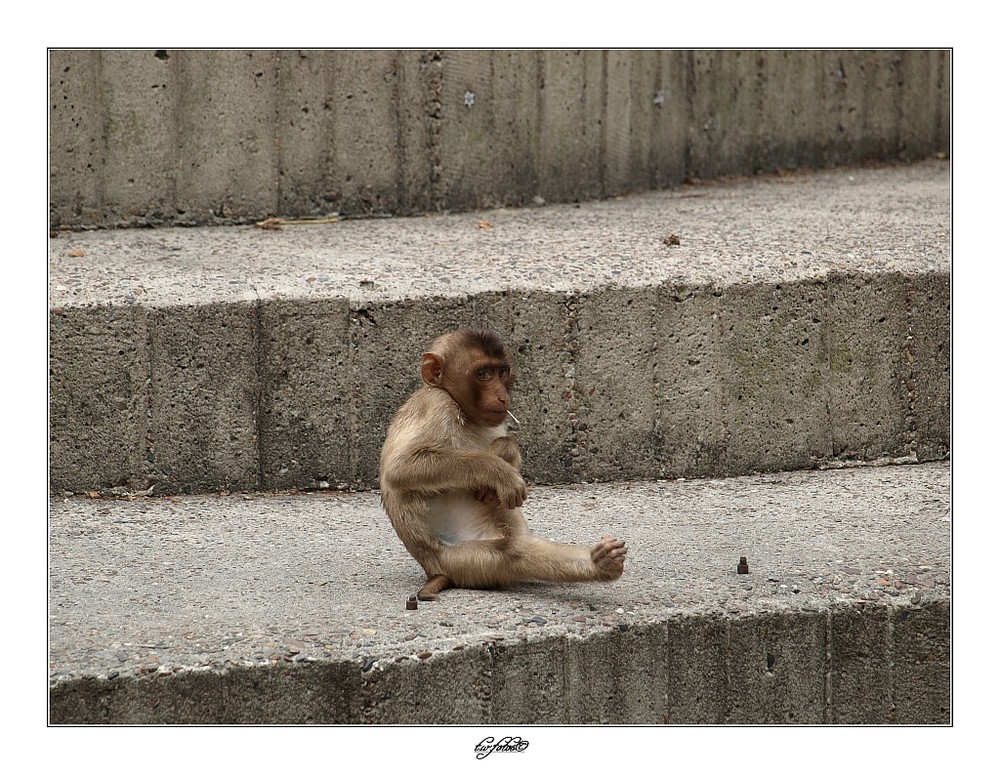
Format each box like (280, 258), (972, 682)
(49, 461), (951, 724)
(49, 160), (951, 495)
(48, 50), (950, 227)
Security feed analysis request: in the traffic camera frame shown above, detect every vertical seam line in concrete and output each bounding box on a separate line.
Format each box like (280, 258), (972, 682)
(141, 304), (156, 489)
(886, 604), (897, 723)
(820, 276), (837, 458)
(559, 636), (571, 723)
(484, 641), (499, 723)
(599, 50), (609, 198)
(534, 50), (544, 197)
(392, 51), (405, 212)
(250, 285), (265, 489)
(891, 51), (904, 157)
(425, 50), (444, 209)
(271, 50), (281, 216)
(94, 50), (109, 222)
(663, 618), (671, 722)
(347, 304), (364, 488)
(714, 286), (733, 473)
(899, 51), (914, 157)
(273, 52), (285, 213)
(652, 50), (664, 188)
(823, 607), (833, 723)
(723, 616), (733, 723)
(562, 293), (582, 481)
(683, 50), (696, 179)
(651, 287), (664, 477)
(902, 281), (918, 457)
(938, 51), (950, 151)
(165, 50), (180, 215)
(753, 52), (765, 167)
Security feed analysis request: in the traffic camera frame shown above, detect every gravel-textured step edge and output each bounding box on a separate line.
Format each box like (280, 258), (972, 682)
(49, 461), (951, 724)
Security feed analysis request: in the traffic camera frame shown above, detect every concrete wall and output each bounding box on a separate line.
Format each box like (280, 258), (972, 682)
(49, 597), (950, 724)
(49, 49), (951, 228)
(49, 272), (950, 496)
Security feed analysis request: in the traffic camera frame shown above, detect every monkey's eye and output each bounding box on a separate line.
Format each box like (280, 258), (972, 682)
(475, 366), (492, 381)
(498, 366), (510, 380)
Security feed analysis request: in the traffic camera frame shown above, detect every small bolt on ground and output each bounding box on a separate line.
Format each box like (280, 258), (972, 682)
(406, 596), (418, 610)
(737, 556), (749, 574)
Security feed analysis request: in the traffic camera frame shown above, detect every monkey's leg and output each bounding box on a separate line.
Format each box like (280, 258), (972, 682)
(439, 533), (626, 589)
(514, 535), (627, 582)
(589, 535), (628, 579)
(417, 574), (452, 601)
(489, 504), (530, 540)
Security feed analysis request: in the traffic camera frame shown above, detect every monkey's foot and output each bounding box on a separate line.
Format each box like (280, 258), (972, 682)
(417, 574), (452, 601)
(591, 536), (627, 580)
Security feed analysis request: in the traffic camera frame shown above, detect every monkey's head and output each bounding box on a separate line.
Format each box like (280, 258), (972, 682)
(421, 328), (515, 427)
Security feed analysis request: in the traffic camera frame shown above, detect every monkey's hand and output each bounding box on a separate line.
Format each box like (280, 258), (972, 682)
(475, 484), (525, 509)
(477, 437), (524, 507)
(484, 464), (527, 510)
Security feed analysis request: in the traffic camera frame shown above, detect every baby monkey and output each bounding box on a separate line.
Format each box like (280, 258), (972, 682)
(379, 328), (627, 601)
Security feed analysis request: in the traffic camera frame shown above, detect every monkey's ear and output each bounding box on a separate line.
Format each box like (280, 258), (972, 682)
(421, 352), (445, 386)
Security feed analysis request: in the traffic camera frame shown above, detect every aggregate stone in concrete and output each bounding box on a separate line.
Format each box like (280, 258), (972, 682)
(829, 603), (898, 724)
(48, 461), (950, 724)
(48, 302), (149, 492)
(825, 273), (910, 459)
(716, 279), (832, 473)
(909, 272), (951, 460)
(146, 299), (261, 492)
(257, 297), (355, 490)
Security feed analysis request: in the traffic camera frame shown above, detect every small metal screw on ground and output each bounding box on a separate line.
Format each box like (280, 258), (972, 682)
(737, 556), (749, 574)
(406, 596), (418, 610)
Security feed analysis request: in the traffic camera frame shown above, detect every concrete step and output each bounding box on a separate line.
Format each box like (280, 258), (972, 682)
(48, 461), (950, 724)
(49, 50), (951, 230)
(48, 159), (950, 496)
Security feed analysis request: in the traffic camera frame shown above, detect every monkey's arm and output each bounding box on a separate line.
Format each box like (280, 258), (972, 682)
(380, 388), (526, 508)
(382, 446), (526, 509)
